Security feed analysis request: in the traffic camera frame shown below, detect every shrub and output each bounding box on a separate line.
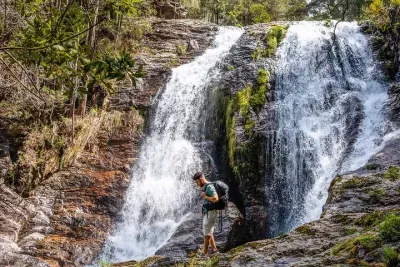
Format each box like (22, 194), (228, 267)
(379, 214), (400, 242)
(384, 166), (400, 181)
(383, 247), (399, 267)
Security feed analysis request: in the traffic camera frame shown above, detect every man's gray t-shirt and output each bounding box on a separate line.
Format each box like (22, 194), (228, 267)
(202, 183), (217, 213)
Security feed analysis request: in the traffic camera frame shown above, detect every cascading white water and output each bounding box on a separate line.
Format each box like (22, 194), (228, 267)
(266, 21), (390, 236)
(99, 27), (243, 263)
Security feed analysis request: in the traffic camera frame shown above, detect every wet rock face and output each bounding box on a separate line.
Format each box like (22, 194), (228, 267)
(214, 22), (288, 240)
(135, 139), (400, 267)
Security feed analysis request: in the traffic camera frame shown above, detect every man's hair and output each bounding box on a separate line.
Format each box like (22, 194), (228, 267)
(192, 171), (204, 180)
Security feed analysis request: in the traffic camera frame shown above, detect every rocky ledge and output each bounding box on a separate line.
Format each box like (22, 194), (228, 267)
(129, 138), (400, 267)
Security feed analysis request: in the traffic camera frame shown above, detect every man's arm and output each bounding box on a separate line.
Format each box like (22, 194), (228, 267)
(203, 193), (219, 203)
(201, 185), (219, 203)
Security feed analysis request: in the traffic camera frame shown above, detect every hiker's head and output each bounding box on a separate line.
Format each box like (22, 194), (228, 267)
(193, 171), (206, 187)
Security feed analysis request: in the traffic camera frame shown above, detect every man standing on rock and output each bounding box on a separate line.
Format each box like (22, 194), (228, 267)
(192, 172), (219, 255)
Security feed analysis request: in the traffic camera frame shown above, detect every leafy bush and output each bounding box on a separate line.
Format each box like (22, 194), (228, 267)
(383, 247), (399, 267)
(379, 214), (400, 242)
(384, 166), (400, 181)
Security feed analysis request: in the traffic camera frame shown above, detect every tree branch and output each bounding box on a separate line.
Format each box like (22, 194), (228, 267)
(315, 0), (349, 72)
(3, 50), (43, 99)
(0, 57), (45, 102)
(0, 17), (105, 51)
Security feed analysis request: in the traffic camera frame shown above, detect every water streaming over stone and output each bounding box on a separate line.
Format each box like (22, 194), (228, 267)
(99, 27), (243, 263)
(266, 21), (390, 236)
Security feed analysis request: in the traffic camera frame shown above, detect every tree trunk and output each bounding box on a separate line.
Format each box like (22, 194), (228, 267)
(78, 0), (100, 116)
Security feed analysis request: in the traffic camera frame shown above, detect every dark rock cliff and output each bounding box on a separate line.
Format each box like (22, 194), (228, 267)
(215, 22), (288, 240)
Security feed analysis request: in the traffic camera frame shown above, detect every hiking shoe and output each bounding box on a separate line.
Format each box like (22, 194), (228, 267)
(209, 249), (219, 255)
(196, 249), (208, 257)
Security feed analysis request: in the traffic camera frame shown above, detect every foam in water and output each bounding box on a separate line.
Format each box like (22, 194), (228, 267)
(267, 21), (391, 236)
(98, 27), (243, 263)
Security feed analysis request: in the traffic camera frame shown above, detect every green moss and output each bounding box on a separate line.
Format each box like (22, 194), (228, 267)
(367, 188), (385, 200)
(357, 235), (382, 251)
(204, 257), (219, 267)
(264, 25), (288, 57)
(228, 115), (236, 170)
(332, 214), (352, 224)
(330, 234), (382, 256)
(295, 225), (316, 235)
(383, 247), (399, 267)
(365, 164), (380, 170)
(249, 84), (266, 107)
(324, 18), (332, 27)
(251, 45), (264, 61)
(226, 64), (235, 71)
(250, 69), (269, 108)
(356, 211), (387, 227)
(277, 234), (289, 239)
(176, 42), (187, 55)
(379, 214), (400, 242)
(237, 85), (252, 116)
(342, 177), (369, 189)
(244, 118), (255, 135)
(342, 228), (358, 236)
(230, 244), (246, 258)
(257, 69), (269, 84)
(384, 166), (400, 181)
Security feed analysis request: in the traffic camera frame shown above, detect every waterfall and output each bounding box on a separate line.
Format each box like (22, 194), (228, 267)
(99, 27), (243, 263)
(266, 21), (390, 236)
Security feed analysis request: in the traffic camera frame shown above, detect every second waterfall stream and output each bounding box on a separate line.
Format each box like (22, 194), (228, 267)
(265, 21), (390, 236)
(99, 27), (243, 262)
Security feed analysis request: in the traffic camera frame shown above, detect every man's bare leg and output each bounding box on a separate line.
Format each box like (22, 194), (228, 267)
(203, 236), (210, 255)
(209, 234), (217, 251)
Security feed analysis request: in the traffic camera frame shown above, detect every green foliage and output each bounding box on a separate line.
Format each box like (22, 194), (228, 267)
(356, 211), (387, 227)
(295, 225), (316, 235)
(367, 188), (385, 199)
(237, 85), (252, 116)
(226, 64), (235, 71)
(86, 51), (146, 95)
(383, 247), (399, 267)
(225, 98), (237, 171)
(183, 0), (307, 25)
(256, 69), (269, 84)
(249, 4), (271, 23)
(365, 164), (380, 170)
(204, 256), (219, 267)
(341, 176), (374, 189)
(250, 69), (269, 108)
(176, 42), (187, 56)
(265, 25), (287, 57)
(362, 0), (397, 32)
(384, 166), (400, 181)
(379, 214), (400, 242)
(330, 234), (382, 256)
(0, 0), (149, 195)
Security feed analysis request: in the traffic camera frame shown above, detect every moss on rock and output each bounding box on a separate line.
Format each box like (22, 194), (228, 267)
(330, 233), (382, 256)
(384, 166), (400, 181)
(264, 25), (288, 57)
(379, 213), (400, 242)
